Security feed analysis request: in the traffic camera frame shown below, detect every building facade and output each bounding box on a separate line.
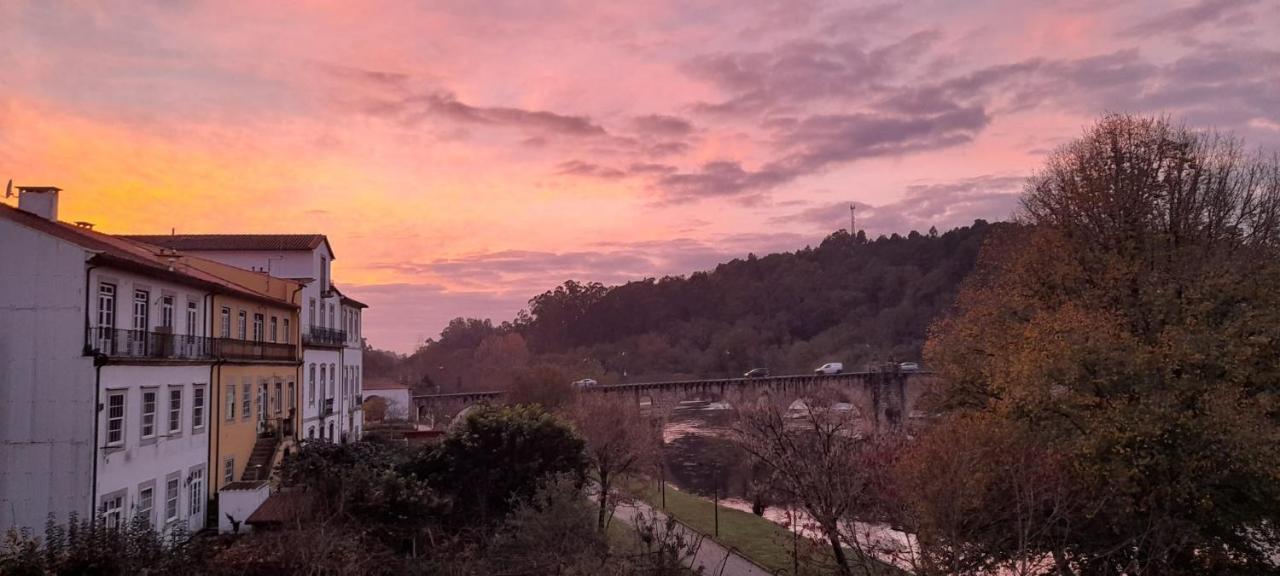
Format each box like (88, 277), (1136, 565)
(121, 234), (367, 444)
(1, 189), (308, 536)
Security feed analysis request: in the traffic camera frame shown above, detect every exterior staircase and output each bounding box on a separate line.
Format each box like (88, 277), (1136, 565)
(241, 435), (279, 482)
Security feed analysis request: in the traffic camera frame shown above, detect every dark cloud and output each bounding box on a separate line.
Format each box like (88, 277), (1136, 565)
(1122, 0), (1261, 38)
(627, 162), (678, 175)
(632, 114), (695, 136)
(363, 90), (608, 137)
(556, 160), (626, 179)
(654, 107), (989, 202)
(686, 30), (941, 115)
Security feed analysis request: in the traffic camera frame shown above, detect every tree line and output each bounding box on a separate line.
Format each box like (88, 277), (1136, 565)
(367, 218), (999, 393)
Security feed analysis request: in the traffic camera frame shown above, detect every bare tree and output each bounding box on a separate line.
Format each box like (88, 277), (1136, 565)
(734, 394), (872, 576)
(570, 394), (662, 532)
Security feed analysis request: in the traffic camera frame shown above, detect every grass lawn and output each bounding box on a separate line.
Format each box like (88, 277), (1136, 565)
(624, 479), (900, 575)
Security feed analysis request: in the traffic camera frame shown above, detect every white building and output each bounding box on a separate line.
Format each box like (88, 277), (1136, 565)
(1, 189), (269, 535)
(122, 234), (367, 444)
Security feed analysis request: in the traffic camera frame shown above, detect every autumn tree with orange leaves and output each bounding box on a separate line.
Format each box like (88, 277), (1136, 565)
(918, 114), (1280, 575)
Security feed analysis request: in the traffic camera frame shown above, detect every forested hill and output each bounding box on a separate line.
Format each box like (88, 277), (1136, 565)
(368, 220), (1004, 391)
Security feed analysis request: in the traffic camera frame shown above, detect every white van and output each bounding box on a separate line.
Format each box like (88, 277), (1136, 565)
(815, 362), (844, 375)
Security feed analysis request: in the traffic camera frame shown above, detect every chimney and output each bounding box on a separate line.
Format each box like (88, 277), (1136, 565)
(17, 186), (62, 220)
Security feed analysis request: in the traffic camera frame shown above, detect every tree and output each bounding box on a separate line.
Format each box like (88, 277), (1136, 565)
(569, 395), (662, 532)
(411, 404), (587, 524)
(508, 364), (575, 410)
(926, 114), (1280, 574)
(734, 395), (874, 576)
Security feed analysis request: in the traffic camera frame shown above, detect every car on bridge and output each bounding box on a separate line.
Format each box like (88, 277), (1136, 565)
(743, 367), (770, 378)
(572, 378), (598, 388)
(899, 361), (920, 372)
(814, 362), (844, 375)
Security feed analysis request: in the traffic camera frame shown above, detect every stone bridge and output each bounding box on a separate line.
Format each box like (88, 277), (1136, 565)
(412, 370), (936, 434)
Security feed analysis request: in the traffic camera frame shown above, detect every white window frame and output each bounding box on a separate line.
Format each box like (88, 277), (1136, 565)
(186, 301), (198, 336)
(100, 490), (125, 529)
(283, 318), (291, 344)
(241, 380), (251, 421)
(160, 295), (174, 329)
(224, 456), (235, 485)
(237, 310), (247, 340)
(309, 364), (316, 406)
(220, 307), (231, 338)
(164, 472), (180, 524)
(253, 313), (264, 342)
(132, 289), (150, 332)
(226, 383), (236, 421)
(192, 384), (206, 432)
(105, 390), (126, 447)
(136, 481), (155, 527)
(141, 388), (158, 440)
(188, 465), (205, 521)
(167, 386), (183, 436)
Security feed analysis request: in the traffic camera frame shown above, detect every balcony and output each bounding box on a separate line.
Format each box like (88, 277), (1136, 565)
(303, 327), (346, 348)
(88, 328), (214, 361)
(322, 398), (335, 417)
(215, 338), (298, 362)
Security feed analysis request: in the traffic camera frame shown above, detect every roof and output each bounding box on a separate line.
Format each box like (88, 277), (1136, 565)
(330, 284), (368, 309)
(363, 377), (410, 391)
(0, 204), (298, 308)
(16, 186), (62, 192)
(245, 490), (311, 525)
(220, 480), (269, 491)
(122, 234), (335, 259)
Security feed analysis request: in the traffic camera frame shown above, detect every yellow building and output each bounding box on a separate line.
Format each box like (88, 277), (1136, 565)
(177, 257), (303, 498)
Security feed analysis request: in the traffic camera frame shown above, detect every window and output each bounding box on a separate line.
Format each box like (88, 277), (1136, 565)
(220, 307), (231, 338)
(188, 467), (204, 520)
(101, 491), (125, 529)
(141, 389), (158, 439)
(288, 382), (295, 411)
(224, 457), (235, 485)
(308, 426), (315, 439)
(252, 313), (264, 341)
(168, 387), (183, 434)
(328, 304), (335, 332)
(308, 364), (316, 405)
(226, 384), (236, 421)
(329, 363), (336, 397)
(241, 381), (251, 420)
(192, 385), (205, 431)
(283, 318), (291, 344)
(161, 295), (174, 329)
(270, 316), (278, 343)
(132, 289), (150, 331)
(309, 298), (316, 328)
(97, 282), (116, 331)
(165, 474), (180, 523)
(321, 256), (328, 292)
(237, 311), (247, 340)
(106, 391), (125, 446)
(186, 301), (198, 336)
(320, 365), (326, 398)
(136, 484), (154, 527)
(274, 381), (282, 415)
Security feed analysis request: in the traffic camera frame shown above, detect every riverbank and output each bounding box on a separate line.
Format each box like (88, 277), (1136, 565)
(624, 479), (901, 575)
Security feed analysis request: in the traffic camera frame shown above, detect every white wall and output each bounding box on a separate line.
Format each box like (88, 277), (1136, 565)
(96, 365), (211, 534)
(0, 219), (96, 533)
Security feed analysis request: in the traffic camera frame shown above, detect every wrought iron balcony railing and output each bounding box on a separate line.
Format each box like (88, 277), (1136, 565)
(322, 398), (335, 417)
(303, 326), (346, 348)
(88, 328), (215, 360)
(214, 338), (298, 362)
(88, 328), (298, 362)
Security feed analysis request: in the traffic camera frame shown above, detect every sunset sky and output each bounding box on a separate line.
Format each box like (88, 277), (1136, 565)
(3, 0), (1278, 353)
